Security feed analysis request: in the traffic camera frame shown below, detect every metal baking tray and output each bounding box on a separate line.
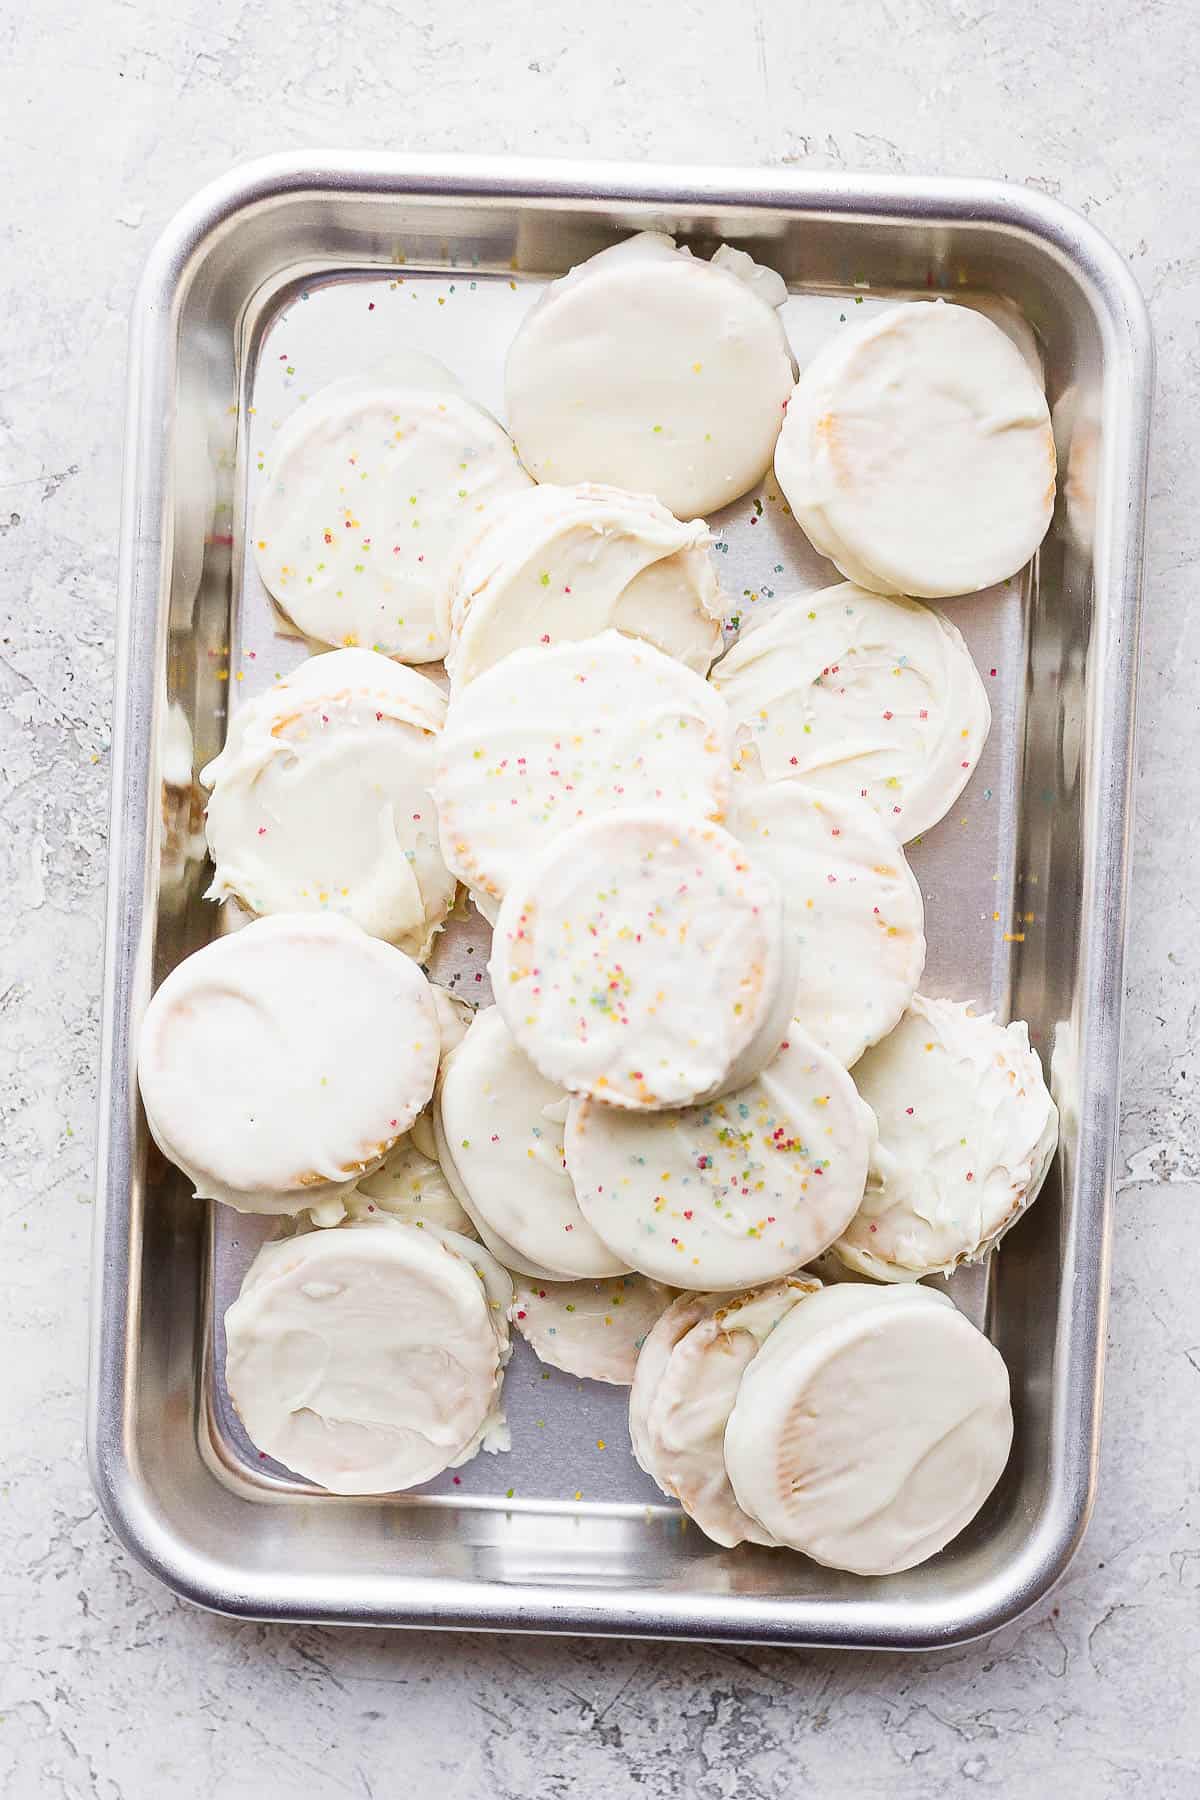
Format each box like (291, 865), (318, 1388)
(90, 154), (1152, 1649)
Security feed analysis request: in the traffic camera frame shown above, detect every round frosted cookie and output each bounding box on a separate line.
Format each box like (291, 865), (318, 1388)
(506, 233), (796, 517)
(200, 648), (455, 959)
(490, 809), (797, 1111)
(343, 1212), (516, 1438)
(511, 1272), (677, 1384)
(445, 483), (723, 688)
(251, 365), (532, 660)
(353, 1136), (474, 1236)
(730, 773), (925, 1067)
(233, 1215), (514, 1468)
(224, 1218), (507, 1493)
(565, 1027), (876, 1289)
(712, 584), (991, 842)
(435, 630), (732, 918)
(137, 913), (439, 1219)
(832, 996), (1059, 1282)
(724, 1283), (1014, 1574)
(775, 299), (1055, 599)
(433, 1006), (628, 1279)
(631, 1278), (820, 1547)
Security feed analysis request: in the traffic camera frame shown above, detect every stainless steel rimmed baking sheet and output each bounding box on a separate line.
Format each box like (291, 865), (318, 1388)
(90, 154), (1151, 1648)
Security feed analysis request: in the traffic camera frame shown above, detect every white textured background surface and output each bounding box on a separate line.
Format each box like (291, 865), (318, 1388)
(2, 1), (1196, 1794)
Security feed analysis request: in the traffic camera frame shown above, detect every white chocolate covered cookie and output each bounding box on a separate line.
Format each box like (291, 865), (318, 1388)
(224, 1217), (509, 1493)
(724, 1283), (1013, 1574)
(511, 1273), (678, 1384)
(506, 233), (796, 517)
(712, 585), (990, 842)
(201, 648), (455, 959)
(565, 1028), (875, 1289)
(433, 1006), (627, 1279)
(445, 483), (723, 688)
(252, 364), (532, 661)
(774, 299), (1055, 598)
(730, 772), (925, 1066)
(352, 1136), (474, 1237)
(832, 996), (1059, 1281)
(630, 1278), (820, 1546)
(490, 809), (797, 1111)
(137, 913), (439, 1219)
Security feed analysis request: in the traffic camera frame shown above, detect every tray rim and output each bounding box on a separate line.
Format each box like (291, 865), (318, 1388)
(89, 151), (1154, 1649)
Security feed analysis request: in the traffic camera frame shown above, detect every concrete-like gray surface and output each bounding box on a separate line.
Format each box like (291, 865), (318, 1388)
(2, 1), (1196, 1794)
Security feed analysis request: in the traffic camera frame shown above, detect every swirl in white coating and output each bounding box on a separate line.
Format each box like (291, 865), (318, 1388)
(712, 584), (991, 843)
(832, 995), (1059, 1281)
(224, 1219), (507, 1493)
(445, 483), (723, 688)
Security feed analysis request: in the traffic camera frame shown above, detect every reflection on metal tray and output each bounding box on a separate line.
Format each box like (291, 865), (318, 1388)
(91, 155), (1151, 1649)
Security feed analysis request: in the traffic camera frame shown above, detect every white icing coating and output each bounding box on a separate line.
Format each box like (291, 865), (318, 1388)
(630, 1278), (821, 1546)
(724, 1283), (1013, 1574)
(711, 584), (991, 842)
(774, 299), (1055, 599)
(435, 630), (732, 913)
(565, 1026), (876, 1289)
(506, 232), (796, 516)
(236, 1213), (512, 1383)
(445, 482), (724, 688)
(430, 983), (474, 1053)
(417, 1223), (515, 1338)
(352, 1136), (474, 1237)
(627, 1292), (712, 1475)
(137, 912), (439, 1219)
(433, 1006), (627, 1279)
(409, 986), (476, 1161)
(510, 1273), (678, 1384)
(730, 771), (926, 1066)
(351, 1214), (514, 1461)
(832, 995), (1059, 1281)
(200, 648), (455, 959)
(340, 1210), (514, 1458)
(224, 1218), (507, 1493)
(251, 367), (532, 661)
(490, 809), (798, 1111)
(709, 243), (790, 310)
